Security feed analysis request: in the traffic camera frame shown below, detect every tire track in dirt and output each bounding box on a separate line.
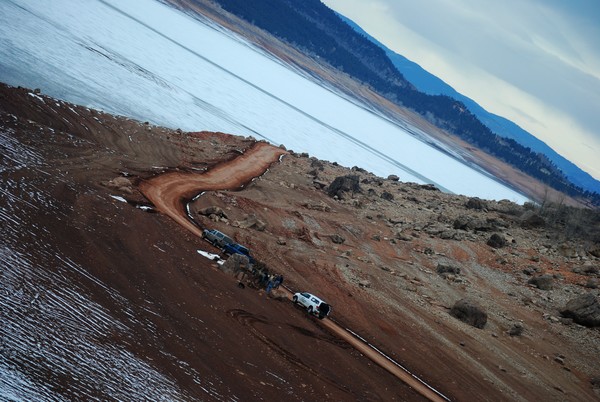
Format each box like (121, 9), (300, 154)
(138, 141), (449, 401)
(227, 309), (355, 397)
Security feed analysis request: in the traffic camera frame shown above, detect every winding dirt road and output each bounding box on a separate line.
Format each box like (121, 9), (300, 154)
(139, 142), (287, 237)
(138, 141), (448, 402)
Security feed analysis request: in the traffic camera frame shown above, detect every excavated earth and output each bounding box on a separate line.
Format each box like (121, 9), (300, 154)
(1, 83), (600, 401)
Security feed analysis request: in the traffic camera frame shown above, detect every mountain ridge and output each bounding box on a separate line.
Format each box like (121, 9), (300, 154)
(339, 16), (600, 196)
(207, 0), (600, 206)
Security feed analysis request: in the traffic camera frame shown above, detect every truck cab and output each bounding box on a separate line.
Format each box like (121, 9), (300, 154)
(222, 242), (255, 264)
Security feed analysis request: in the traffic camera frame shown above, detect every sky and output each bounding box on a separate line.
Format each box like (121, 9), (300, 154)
(322, 0), (600, 181)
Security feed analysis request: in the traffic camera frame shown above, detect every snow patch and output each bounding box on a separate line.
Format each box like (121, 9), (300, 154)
(197, 249), (223, 265)
(110, 195), (127, 203)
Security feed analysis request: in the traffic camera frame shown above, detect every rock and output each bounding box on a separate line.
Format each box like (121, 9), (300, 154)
(301, 202), (331, 212)
(387, 174), (400, 181)
(587, 244), (600, 258)
(453, 215), (493, 232)
(420, 183), (439, 191)
(268, 288), (288, 301)
(220, 253), (250, 275)
(312, 179), (327, 189)
(235, 215), (266, 231)
(358, 280), (371, 288)
(586, 278), (599, 289)
(198, 206), (228, 219)
(487, 233), (507, 249)
(380, 191), (394, 201)
(104, 176), (133, 192)
(438, 230), (464, 240)
(520, 211), (546, 229)
(276, 237), (287, 245)
(508, 323), (524, 336)
(330, 234), (345, 244)
(450, 299), (488, 329)
(118, 186), (133, 195)
(395, 232), (412, 242)
(522, 268), (534, 276)
(437, 263), (461, 277)
(560, 293), (600, 327)
(558, 244), (578, 258)
(583, 266), (599, 276)
(110, 176), (132, 188)
(371, 234), (381, 241)
(327, 175), (361, 199)
(528, 274), (554, 290)
(466, 197), (486, 210)
(310, 159), (324, 171)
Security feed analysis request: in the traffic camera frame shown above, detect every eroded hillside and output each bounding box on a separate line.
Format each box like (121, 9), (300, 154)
(1, 83), (599, 401)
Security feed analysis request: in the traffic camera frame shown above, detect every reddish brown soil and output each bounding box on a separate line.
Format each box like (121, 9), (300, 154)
(2, 82), (599, 402)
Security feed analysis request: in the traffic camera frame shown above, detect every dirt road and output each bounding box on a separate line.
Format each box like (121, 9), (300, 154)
(138, 140), (450, 401)
(139, 141), (287, 237)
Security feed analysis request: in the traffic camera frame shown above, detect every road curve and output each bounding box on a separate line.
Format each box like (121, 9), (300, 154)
(139, 141), (287, 237)
(138, 141), (448, 402)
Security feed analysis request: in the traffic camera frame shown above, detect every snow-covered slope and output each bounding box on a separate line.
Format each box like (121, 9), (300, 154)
(0, 0), (527, 202)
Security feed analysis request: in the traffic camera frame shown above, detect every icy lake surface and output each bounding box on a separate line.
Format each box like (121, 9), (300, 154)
(0, 0), (528, 202)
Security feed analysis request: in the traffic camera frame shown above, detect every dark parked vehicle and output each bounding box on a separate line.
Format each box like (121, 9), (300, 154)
(222, 242), (255, 264)
(202, 229), (233, 248)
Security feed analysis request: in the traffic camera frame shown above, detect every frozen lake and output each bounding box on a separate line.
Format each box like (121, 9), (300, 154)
(0, 0), (527, 202)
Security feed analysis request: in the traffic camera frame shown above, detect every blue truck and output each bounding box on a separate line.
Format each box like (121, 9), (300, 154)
(222, 242), (255, 265)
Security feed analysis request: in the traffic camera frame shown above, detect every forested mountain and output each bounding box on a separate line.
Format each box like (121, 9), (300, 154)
(341, 16), (600, 197)
(210, 0), (600, 205)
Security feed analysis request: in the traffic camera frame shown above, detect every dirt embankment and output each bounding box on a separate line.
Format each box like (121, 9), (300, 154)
(138, 141), (448, 402)
(2, 83), (600, 401)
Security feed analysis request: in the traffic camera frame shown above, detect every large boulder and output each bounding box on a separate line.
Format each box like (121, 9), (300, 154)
(220, 253), (250, 275)
(103, 176), (133, 193)
(330, 234), (345, 244)
(327, 175), (361, 199)
(453, 215), (493, 232)
(380, 191), (394, 201)
(450, 299), (488, 329)
(560, 294), (600, 327)
(234, 214), (266, 231)
(528, 274), (554, 290)
(198, 206), (228, 219)
(487, 233), (507, 249)
(466, 197), (486, 210)
(437, 263), (461, 277)
(588, 244), (600, 258)
(521, 211), (546, 229)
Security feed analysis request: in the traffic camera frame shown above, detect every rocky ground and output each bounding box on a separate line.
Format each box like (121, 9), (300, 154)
(1, 81), (600, 401)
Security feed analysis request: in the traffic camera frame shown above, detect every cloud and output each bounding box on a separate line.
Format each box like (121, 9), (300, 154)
(323, 0), (600, 180)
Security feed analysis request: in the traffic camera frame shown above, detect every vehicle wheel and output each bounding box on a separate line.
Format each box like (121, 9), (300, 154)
(292, 296), (298, 304)
(307, 306), (313, 315)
